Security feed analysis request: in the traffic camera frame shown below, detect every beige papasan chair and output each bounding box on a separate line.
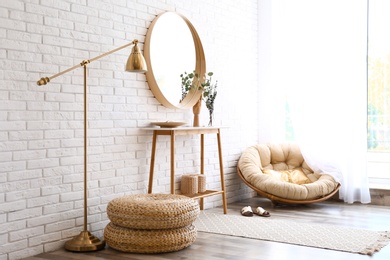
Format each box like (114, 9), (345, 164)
(237, 143), (340, 205)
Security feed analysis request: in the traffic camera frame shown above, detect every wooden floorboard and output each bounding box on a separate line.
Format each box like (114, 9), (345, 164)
(22, 196), (390, 260)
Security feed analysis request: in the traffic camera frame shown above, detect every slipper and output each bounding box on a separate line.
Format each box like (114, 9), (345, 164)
(254, 207), (270, 217)
(240, 206), (253, 217)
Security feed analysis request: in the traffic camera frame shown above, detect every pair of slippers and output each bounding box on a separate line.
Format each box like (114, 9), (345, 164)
(241, 206), (270, 217)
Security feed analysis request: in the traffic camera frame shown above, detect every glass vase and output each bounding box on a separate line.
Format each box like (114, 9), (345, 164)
(208, 110), (213, 126)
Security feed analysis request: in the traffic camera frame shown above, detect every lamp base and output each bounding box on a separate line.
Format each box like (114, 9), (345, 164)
(64, 231), (106, 252)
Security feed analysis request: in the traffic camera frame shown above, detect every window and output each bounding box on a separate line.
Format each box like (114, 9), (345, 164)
(367, 0), (390, 187)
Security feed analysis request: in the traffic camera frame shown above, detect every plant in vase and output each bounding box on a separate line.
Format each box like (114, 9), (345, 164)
(180, 71), (218, 126)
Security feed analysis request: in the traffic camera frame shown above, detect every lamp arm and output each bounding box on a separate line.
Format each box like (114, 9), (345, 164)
(36, 40), (138, 86)
(89, 40), (136, 63)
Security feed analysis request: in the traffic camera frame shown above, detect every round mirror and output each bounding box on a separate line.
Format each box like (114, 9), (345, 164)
(144, 12), (206, 109)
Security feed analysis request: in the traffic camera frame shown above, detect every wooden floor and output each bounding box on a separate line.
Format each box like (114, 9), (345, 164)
(23, 196), (390, 260)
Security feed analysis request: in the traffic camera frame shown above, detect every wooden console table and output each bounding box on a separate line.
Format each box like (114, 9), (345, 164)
(142, 126), (227, 214)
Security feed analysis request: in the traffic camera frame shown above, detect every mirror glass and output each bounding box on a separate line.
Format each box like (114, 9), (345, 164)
(145, 12), (205, 109)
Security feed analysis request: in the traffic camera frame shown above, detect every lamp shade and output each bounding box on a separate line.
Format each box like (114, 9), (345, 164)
(126, 43), (148, 73)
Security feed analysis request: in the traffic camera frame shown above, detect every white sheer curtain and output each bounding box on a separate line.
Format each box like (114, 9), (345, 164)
(258, 0), (371, 203)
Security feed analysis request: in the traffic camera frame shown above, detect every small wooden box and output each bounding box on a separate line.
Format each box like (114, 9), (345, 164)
(181, 174), (206, 195)
(197, 174), (206, 193)
(181, 175), (198, 195)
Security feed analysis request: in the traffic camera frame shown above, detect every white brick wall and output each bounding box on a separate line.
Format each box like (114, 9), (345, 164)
(0, 0), (259, 259)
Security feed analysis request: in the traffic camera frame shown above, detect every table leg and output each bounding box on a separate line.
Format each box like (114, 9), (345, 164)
(217, 130), (227, 214)
(200, 133), (205, 210)
(170, 132), (175, 194)
(148, 131), (157, 194)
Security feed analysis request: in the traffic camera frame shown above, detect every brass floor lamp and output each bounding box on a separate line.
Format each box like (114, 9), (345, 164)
(36, 40), (147, 252)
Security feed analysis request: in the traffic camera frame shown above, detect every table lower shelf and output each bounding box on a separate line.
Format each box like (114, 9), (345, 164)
(184, 190), (224, 199)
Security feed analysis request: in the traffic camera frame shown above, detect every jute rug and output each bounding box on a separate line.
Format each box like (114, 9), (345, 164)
(194, 212), (390, 255)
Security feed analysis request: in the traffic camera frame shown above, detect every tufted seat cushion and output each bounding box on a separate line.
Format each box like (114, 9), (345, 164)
(238, 143), (339, 201)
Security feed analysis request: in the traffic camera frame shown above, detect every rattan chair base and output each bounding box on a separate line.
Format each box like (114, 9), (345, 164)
(104, 222), (197, 253)
(237, 167), (341, 205)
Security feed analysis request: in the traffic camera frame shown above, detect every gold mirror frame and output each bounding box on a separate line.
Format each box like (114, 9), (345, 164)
(144, 12), (206, 109)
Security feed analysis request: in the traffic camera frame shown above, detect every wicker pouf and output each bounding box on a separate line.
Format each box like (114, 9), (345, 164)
(104, 194), (200, 253)
(104, 222), (197, 253)
(106, 194), (199, 229)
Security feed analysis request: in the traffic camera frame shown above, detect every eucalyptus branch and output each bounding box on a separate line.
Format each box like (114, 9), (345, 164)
(180, 71), (218, 125)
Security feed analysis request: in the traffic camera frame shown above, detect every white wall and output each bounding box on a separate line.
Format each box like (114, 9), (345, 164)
(0, 0), (259, 259)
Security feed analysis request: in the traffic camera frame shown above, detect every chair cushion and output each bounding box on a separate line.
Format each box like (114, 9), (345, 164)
(263, 168), (311, 185)
(238, 143), (339, 200)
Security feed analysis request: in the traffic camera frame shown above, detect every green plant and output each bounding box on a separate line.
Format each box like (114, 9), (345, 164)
(180, 71), (218, 125)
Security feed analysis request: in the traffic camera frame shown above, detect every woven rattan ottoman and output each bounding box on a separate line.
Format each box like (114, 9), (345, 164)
(104, 193), (200, 253)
